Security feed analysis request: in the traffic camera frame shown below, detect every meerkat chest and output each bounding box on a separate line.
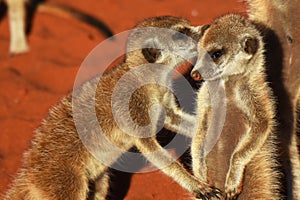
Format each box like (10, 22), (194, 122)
(224, 84), (249, 133)
(206, 96), (248, 186)
(208, 84), (248, 155)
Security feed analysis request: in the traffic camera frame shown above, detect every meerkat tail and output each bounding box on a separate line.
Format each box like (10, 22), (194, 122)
(35, 2), (114, 38)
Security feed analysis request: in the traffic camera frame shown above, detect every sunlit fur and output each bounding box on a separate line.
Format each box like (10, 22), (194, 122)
(246, 0), (300, 198)
(3, 16), (222, 200)
(191, 14), (281, 199)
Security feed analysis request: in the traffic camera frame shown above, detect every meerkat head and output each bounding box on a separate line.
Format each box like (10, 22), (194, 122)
(126, 16), (207, 67)
(191, 14), (264, 81)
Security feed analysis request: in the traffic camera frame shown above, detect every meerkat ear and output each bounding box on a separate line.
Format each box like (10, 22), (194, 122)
(191, 24), (210, 40)
(186, 24), (209, 42)
(199, 24), (210, 37)
(242, 36), (258, 55)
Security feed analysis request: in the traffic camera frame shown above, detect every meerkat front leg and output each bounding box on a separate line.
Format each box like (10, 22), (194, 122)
(6, 0), (29, 54)
(224, 122), (270, 199)
(224, 86), (273, 199)
(163, 92), (198, 138)
(191, 106), (210, 182)
(94, 171), (110, 200)
(190, 85), (212, 183)
(191, 133), (208, 182)
(133, 107), (219, 198)
(135, 137), (221, 199)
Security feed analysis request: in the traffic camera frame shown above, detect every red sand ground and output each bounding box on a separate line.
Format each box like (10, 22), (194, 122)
(0, 0), (246, 199)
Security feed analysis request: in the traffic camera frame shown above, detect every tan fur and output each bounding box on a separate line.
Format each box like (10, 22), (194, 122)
(3, 16), (222, 200)
(246, 0), (300, 198)
(191, 14), (281, 199)
(295, 87), (300, 162)
(245, 0), (300, 96)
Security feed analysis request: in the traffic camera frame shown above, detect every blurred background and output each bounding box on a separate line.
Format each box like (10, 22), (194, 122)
(0, 0), (246, 199)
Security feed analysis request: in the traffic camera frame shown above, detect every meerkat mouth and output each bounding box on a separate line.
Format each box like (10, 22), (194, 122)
(192, 68), (223, 82)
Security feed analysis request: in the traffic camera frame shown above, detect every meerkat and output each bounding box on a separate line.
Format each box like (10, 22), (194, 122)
(1, 0), (113, 55)
(3, 16), (222, 200)
(190, 14), (281, 199)
(246, 0), (300, 198)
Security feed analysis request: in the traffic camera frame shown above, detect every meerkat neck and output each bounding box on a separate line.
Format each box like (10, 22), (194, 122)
(249, 52), (265, 73)
(222, 57), (265, 85)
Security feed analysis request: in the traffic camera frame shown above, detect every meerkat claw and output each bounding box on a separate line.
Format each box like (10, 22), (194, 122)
(225, 191), (239, 200)
(207, 186), (223, 199)
(195, 186), (223, 200)
(213, 187), (223, 199)
(195, 193), (208, 200)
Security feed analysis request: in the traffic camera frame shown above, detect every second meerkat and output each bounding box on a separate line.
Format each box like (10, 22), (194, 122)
(3, 16), (221, 200)
(190, 14), (281, 199)
(246, 0), (300, 198)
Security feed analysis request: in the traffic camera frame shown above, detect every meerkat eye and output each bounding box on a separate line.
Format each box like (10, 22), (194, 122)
(210, 49), (223, 62)
(172, 28), (190, 40)
(172, 32), (185, 40)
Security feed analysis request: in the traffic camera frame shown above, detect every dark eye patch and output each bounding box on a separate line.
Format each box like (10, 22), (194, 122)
(172, 32), (185, 40)
(172, 27), (190, 40)
(142, 48), (161, 63)
(209, 49), (223, 62)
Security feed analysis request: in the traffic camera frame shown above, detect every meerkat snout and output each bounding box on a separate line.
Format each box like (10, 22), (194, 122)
(191, 69), (202, 81)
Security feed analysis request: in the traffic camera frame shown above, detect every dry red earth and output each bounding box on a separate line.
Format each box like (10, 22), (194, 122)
(0, 0), (246, 199)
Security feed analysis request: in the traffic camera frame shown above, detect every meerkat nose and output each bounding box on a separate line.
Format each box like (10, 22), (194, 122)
(191, 70), (202, 81)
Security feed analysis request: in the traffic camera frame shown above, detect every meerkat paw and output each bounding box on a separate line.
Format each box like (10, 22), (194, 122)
(224, 180), (243, 200)
(194, 185), (223, 200)
(224, 164), (244, 200)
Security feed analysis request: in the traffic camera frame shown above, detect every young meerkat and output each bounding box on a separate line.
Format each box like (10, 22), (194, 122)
(3, 16), (222, 200)
(1, 0), (113, 55)
(190, 14), (281, 199)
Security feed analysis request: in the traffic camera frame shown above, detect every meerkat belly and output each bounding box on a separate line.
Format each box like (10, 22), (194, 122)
(205, 102), (248, 189)
(205, 104), (279, 198)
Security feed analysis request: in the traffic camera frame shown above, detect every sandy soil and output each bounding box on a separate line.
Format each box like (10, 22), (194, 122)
(0, 0), (246, 199)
